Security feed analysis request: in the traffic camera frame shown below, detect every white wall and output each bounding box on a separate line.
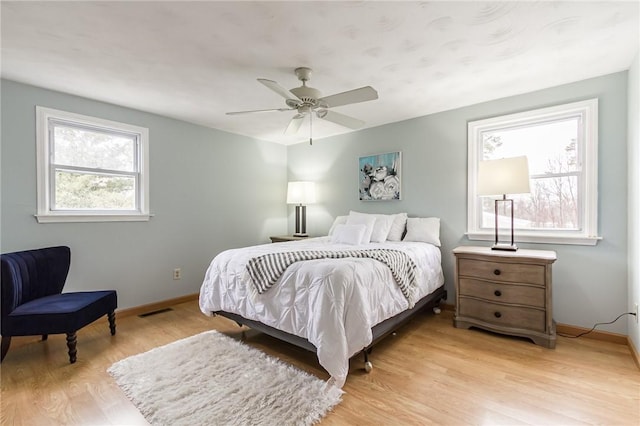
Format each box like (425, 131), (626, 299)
(628, 51), (640, 351)
(0, 80), (288, 309)
(289, 72), (630, 334)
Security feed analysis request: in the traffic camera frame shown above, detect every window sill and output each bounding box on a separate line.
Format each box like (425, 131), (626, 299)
(466, 231), (601, 246)
(35, 213), (152, 223)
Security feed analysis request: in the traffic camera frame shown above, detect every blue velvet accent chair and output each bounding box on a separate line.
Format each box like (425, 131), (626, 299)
(1, 246), (117, 363)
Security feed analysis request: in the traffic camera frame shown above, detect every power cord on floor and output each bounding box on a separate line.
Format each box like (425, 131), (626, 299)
(557, 312), (636, 338)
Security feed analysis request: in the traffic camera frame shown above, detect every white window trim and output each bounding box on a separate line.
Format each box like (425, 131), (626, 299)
(35, 106), (150, 223)
(467, 99), (600, 246)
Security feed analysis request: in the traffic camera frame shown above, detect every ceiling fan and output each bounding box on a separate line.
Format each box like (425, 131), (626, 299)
(226, 67), (378, 144)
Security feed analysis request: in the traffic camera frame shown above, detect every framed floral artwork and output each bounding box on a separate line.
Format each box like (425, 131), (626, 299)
(359, 151), (401, 201)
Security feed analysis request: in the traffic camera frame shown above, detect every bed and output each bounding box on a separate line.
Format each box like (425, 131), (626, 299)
(199, 215), (446, 388)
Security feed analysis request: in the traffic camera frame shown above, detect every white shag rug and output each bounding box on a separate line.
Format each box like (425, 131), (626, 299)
(108, 330), (343, 426)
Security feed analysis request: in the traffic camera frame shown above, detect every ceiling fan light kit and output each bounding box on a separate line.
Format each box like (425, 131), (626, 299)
(227, 67), (378, 144)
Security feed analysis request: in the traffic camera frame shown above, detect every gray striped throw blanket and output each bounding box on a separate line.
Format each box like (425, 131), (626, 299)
(246, 249), (418, 305)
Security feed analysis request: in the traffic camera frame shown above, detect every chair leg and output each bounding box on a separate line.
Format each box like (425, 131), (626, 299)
(42, 334), (48, 341)
(66, 332), (77, 364)
(1, 336), (11, 362)
(108, 310), (116, 335)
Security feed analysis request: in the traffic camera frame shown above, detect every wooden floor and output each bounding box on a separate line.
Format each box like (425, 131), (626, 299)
(1, 300), (638, 425)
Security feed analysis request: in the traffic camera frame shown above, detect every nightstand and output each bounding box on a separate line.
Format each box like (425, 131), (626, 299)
(453, 246), (557, 348)
(269, 235), (309, 243)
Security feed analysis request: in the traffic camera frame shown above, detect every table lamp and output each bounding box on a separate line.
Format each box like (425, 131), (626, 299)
(477, 156), (530, 251)
(287, 181), (316, 236)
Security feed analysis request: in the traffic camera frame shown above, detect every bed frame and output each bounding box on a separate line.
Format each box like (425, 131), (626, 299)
(213, 285), (447, 373)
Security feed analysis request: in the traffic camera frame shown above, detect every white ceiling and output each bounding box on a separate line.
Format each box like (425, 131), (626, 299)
(1, 1), (638, 145)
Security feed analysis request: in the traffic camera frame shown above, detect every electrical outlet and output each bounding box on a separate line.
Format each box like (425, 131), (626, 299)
(173, 268), (181, 280)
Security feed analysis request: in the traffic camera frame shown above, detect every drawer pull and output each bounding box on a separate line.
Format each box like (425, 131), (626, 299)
(494, 312), (502, 318)
(494, 269), (501, 276)
(494, 290), (502, 297)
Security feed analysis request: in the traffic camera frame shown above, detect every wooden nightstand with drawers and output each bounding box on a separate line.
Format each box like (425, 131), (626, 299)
(453, 246), (557, 348)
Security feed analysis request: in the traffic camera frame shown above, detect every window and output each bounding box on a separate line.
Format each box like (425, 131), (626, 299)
(467, 99), (599, 245)
(36, 107), (150, 223)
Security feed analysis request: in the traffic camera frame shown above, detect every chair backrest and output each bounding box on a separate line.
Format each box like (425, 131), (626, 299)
(1, 246), (71, 319)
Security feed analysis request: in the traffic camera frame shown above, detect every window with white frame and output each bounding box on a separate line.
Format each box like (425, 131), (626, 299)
(36, 107), (150, 223)
(467, 99), (599, 245)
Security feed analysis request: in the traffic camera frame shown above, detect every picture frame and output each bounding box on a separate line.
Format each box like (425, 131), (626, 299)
(358, 151), (401, 201)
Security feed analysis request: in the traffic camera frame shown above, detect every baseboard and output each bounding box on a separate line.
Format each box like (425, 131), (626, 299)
(628, 337), (640, 370)
(555, 323), (628, 345)
(116, 293), (199, 318)
(441, 302), (455, 312)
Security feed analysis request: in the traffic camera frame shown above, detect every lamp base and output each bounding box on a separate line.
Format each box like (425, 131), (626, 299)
(294, 204), (307, 236)
(491, 243), (518, 251)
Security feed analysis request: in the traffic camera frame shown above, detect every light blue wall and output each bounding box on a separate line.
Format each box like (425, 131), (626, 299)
(0, 80), (288, 309)
(289, 72), (630, 334)
(1, 73), (632, 334)
(628, 51), (640, 350)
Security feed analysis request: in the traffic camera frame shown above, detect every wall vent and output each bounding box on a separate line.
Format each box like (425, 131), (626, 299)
(138, 307), (173, 318)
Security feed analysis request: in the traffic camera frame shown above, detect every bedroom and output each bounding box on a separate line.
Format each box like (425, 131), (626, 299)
(1, 1), (639, 424)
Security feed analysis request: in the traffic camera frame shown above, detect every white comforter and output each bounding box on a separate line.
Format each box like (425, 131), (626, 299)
(199, 237), (444, 388)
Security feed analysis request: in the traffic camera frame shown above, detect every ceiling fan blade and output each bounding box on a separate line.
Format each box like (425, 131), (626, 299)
(284, 114), (305, 135)
(318, 110), (365, 129)
(258, 78), (299, 101)
(226, 108), (294, 115)
(318, 86), (378, 108)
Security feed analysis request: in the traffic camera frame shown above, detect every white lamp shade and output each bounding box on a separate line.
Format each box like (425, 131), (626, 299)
(287, 181), (316, 204)
(477, 156), (531, 196)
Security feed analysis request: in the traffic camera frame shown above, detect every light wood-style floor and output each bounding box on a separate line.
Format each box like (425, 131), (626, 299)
(2, 300), (638, 425)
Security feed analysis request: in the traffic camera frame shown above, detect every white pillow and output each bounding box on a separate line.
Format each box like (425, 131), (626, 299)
(403, 217), (441, 246)
(387, 212), (408, 241)
(370, 214), (394, 243)
(328, 215), (348, 236)
(346, 212), (377, 244)
(348, 211), (394, 243)
(330, 224), (366, 245)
